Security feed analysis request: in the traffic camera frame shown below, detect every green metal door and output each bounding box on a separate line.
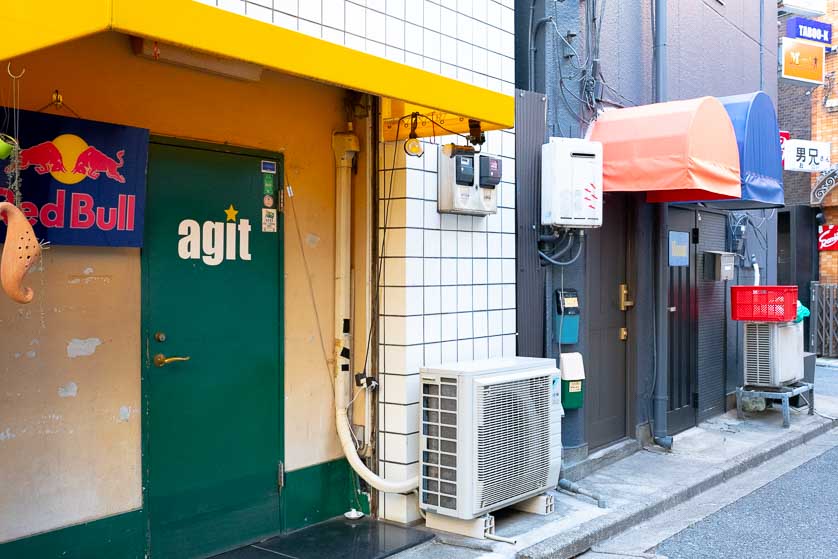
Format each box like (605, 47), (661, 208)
(143, 140), (283, 558)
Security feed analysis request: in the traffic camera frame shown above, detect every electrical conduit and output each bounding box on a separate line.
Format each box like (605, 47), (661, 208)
(332, 130), (419, 494)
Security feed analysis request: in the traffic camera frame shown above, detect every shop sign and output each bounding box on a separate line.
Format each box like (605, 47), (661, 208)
(780, 131), (791, 166)
(783, 139), (830, 171)
(0, 110), (148, 247)
(668, 231), (690, 267)
(819, 225), (838, 251)
(178, 204), (252, 265)
(786, 16), (832, 44)
(781, 37), (825, 84)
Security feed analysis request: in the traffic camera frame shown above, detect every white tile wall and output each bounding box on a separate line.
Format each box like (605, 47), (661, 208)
(202, 0), (516, 525)
(377, 131), (515, 522)
(202, 0), (515, 94)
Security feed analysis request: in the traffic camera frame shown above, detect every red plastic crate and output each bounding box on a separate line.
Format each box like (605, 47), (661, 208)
(730, 286), (798, 322)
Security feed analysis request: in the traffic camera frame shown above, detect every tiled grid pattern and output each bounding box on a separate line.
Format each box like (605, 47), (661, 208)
(196, 0), (516, 94)
(199, 0), (517, 524)
(376, 130), (516, 522)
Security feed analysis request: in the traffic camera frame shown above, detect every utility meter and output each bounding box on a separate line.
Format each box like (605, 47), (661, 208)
(437, 144), (499, 216)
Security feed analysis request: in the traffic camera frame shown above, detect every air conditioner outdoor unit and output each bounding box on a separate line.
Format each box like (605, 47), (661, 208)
(419, 357), (563, 520)
(743, 322), (803, 387)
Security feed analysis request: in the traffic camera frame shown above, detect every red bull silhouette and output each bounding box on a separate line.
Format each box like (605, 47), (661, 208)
(72, 147), (126, 183)
(4, 141), (66, 175)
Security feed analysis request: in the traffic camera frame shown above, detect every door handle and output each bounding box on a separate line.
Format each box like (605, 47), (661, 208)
(619, 284), (635, 311)
(154, 353), (191, 367)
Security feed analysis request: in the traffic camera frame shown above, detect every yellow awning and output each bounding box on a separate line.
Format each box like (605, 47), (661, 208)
(1, 0), (514, 132)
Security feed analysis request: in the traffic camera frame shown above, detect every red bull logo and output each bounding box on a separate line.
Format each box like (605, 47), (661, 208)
(0, 109), (148, 247)
(5, 134), (126, 184)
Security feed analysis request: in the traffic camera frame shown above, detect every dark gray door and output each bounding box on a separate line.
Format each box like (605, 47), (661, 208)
(667, 207), (697, 435)
(585, 193), (628, 450)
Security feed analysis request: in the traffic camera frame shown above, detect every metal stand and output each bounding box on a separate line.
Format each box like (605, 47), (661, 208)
(736, 382), (814, 428)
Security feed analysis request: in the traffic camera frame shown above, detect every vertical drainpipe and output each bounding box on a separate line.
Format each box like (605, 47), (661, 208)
(759, 0), (765, 91)
(652, 0), (673, 449)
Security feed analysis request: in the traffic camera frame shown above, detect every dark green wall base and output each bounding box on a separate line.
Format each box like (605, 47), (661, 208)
(283, 457), (369, 533)
(0, 510), (144, 559)
(0, 458), (367, 558)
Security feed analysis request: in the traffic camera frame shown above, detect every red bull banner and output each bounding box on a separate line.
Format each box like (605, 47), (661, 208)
(1, 110), (148, 247)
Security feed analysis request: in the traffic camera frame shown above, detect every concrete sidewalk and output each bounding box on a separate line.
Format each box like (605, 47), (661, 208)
(394, 392), (838, 559)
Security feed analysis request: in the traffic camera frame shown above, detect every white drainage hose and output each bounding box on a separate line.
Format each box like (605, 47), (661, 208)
(333, 130), (418, 495)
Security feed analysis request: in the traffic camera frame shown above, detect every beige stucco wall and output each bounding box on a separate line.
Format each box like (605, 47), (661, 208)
(0, 247), (141, 542)
(0, 31), (370, 539)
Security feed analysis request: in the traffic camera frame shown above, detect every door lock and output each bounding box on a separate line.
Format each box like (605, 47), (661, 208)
(619, 284), (635, 311)
(154, 332), (167, 343)
(619, 327), (628, 341)
(154, 353), (191, 367)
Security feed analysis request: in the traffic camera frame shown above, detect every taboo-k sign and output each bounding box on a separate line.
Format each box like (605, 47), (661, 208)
(0, 110), (149, 247)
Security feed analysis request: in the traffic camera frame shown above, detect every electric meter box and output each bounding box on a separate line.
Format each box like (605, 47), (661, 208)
(541, 137), (603, 228)
(559, 352), (586, 410)
(438, 144), (499, 216)
(554, 289), (580, 345)
(704, 251), (735, 281)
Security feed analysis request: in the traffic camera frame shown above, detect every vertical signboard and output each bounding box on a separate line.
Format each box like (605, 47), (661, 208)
(819, 225), (838, 251)
(780, 130), (791, 167)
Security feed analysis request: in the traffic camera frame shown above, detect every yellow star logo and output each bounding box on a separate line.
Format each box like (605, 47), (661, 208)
(224, 204), (239, 222)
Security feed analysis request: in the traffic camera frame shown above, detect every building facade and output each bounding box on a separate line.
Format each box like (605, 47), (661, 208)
(516, 0), (779, 462)
(0, 0), (514, 556)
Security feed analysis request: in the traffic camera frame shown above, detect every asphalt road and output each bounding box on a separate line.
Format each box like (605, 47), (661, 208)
(816, 365), (838, 398)
(656, 403), (838, 559)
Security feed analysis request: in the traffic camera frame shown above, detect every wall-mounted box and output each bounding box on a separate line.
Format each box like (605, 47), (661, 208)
(438, 144), (499, 216)
(553, 288), (580, 345)
(541, 137), (603, 228)
(704, 251), (735, 281)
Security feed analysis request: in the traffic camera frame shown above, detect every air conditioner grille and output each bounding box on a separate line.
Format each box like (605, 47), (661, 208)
(422, 379), (458, 510)
(475, 376), (551, 509)
(744, 322), (772, 386)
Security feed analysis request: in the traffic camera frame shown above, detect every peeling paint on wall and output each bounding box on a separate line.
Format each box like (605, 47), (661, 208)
(25, 351), (37, 359)
(118, 405), (131, 422)
(0, 428), (15, 441)
(58, 382), (78, 398)
(83, 267), (94, 275)
(305, 233), (321, 247)
(66, 338), (102, 358)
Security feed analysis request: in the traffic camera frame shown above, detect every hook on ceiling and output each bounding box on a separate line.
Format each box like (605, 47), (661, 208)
(7, 63), (25, 80)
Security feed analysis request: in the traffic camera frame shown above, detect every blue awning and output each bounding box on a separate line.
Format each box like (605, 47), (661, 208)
(703, 91), (784, 209)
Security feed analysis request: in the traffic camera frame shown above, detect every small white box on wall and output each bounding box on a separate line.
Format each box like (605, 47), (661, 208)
(541, 138), (603, 228)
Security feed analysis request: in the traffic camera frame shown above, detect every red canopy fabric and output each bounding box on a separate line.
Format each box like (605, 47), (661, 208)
(589, 96), (741, 203)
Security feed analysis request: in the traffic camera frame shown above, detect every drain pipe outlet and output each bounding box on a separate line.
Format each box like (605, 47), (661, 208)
(558, 478), (607, 509)
(332, 129), (419, 495)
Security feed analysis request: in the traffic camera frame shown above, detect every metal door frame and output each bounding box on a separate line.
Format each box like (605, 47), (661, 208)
(140, 136), (286, 554)
(666, 206), (698, 435)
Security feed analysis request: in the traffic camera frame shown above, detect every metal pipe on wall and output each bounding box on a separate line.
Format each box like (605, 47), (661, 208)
(759, 0), (765, 91)
(652, 0), (673, 449)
